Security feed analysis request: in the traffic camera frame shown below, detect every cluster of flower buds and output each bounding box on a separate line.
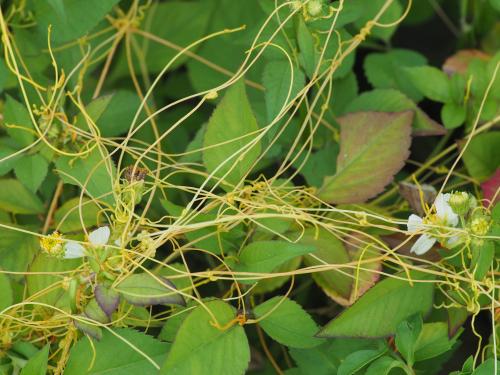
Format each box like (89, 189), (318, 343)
(290, 0), (331, 20)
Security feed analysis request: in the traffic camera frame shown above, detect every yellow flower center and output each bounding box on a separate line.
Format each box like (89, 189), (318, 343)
(40, 231), (64, 257)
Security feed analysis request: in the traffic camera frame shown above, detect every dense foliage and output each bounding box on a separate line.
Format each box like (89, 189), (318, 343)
(0, 0), (499, 374)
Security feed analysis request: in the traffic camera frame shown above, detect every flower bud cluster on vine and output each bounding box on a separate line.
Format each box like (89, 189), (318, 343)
(406, 191), (492, 255)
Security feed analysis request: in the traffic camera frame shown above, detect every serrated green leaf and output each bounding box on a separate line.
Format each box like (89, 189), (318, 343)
(55, 147), (116, 206)
(3, 95), (35, 148)
(317, 111), (413, 204)
(254, 296), (322, 348)
(262, 60), (305, 123)
(462, 132), (500, 181)
(301, 228), (352, 304)
(112, 1), (212, 79)
(0, 273), (13, 312)
(344, 89), (445, 135)
(160, 300), (250, 375)
(33, 0), (120, 44)
(317, 271), (434, 338)
(235, 241), (314, 284)
(14, 154), (49, 192)
(115, 273), (185, 307)
(0, 143), (22, 176)
(364, 49), (427, 101)
(20, 345), (49, 375)
(203, 81), (261, 190)
(0, 179), (44, 214)
(404, 66), (451, 103)
(65, 328), (170, 375)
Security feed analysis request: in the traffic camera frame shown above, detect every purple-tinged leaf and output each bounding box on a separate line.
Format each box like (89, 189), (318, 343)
(399, 181), (437, 216)
(317, 111), (413, 204)
(116, 273), (186, 307)
(84, 298), (110, 324)
(95, 284), (120, 317)
(74, 314), (103, 341)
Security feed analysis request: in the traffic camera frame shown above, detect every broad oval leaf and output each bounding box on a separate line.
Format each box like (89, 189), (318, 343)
(254, 296), (322, 348)
(317, 271), (434, 338)
(203, 81), (261, 190)
(160, 300), (250, 375)
(14, 154), (49, 193)
(115, 273), (185, 307)
(317, 111), (413, 204)
(65, 328), (170, 375)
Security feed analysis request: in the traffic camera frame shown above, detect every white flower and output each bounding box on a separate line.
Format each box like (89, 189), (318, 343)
(407, 194), (459, 255)
(63, 226), (110, 259)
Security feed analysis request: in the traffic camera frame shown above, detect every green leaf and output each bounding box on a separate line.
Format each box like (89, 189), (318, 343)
(344, 89), (445, 136)
(365, 356), (409, 375)
(55, 147), (116, 206)
(84, 91), (141, 137)
(112, 1), (212, 78)
(364, 49), (427, 101)
(14, 154), (49, 192)
(462, 132), (500, 181)
(441, 102), (466, 129)
(235, 241), (314, 284)
(290, 338), (385, 375)
(54, 197), (101, 233)
(317, 271), (434, 338)
(414, 323), (459, 362)
(0, 273), (13, 312)
(293, 144), (339, 187)
(472, 359), (500, 374)
(301, 228), (352, 304)
(317, 111), (413, 204)
(3, 95), (35, 148)
(254, 296), (321, 348)
(203, 81), (261, 190)
(115, 273), (185, 307)
(352, 0), (403, 41)
(20, 345), (49, 375)
(470, 240), (494, 281)
(33, 0), (120, 44)
(395, 314), (423, 366)
(26, 254), (81, 308)
(262, 60), (305, 123)
(0, 227), (38, 276)
(0, 179), (44, 214)
(0, 143), (22, 176)
(65, 328), (170, 375)
(160, 300), (250, 375)
(404, 66), (451, 103)
(338, 349), (387, 375)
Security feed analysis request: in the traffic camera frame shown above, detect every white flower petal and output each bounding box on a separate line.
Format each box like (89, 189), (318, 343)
(64, 241), (86, 259)
(434, 193), (458, 227)
(410, 234), (437, 255)
(114, 238), (121, 247)
(89, 226), (110, 246)
(407, 214), (424, 232)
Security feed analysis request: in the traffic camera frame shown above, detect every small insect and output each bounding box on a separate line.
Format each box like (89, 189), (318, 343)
(123, 166), (149, 183)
